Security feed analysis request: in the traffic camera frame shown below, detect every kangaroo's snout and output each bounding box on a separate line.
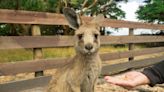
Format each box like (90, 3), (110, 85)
(85, 43), (93, 51)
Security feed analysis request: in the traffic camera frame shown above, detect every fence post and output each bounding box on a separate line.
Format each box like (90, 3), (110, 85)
(32, 25), (44, 77)
(128, 28), (134, 61)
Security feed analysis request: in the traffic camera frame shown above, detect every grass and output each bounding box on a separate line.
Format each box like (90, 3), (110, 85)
(0, 45), (130, 63)
(0, 49), (33, 63)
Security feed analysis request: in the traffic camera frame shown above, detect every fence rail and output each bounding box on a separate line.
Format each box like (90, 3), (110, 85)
(0, 76), (51, 92)
(0, 9), (164, 30)
(102, 56), (164, 75)
(101, 47), (164, 61)
(0, 36), (164, 49)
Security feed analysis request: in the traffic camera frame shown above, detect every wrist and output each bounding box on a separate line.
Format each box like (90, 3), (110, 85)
(140, 72), (150, 85)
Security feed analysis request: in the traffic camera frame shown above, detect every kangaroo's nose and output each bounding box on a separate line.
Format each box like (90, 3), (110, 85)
(85, 43), (93, 51)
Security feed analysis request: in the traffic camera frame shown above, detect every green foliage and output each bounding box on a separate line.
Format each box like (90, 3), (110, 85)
(0, 24), (22, 36)
(79, 0), (126, 19)
(0, 0), (59, 12)
(0, 24), (11, 35)
(136, 0), (164, 23)
(20, 0), (47, 11)
(47, 0), (59, 12)
(0, 0), (17, 9)
(70, 0), (80, 6)
(0, 0), (126, 36)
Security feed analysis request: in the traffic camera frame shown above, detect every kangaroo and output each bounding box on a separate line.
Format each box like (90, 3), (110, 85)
(47, 7), (103, 92)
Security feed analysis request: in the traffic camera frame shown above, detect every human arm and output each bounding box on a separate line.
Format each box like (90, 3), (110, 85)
(142, 60), (164, 86)
(104, 61), (164, 88)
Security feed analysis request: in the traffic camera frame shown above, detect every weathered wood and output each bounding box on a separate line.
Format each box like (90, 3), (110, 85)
(102, 19), (164, 30)
(101, 47), (164, 61)
(128, 28), (134, 61)
(0, 76), (51, 92)
(0, 58), (71, 76)
(0, 9), (164, 30)
(31, 25), (44, 77)
(0, 36), (164, 49)
(100, 36), (164, 45)
(0, 36), (74, 49)
(0, 47), (164, 76)
(0, 9), (66, 25)
(101, 56), (164, 75)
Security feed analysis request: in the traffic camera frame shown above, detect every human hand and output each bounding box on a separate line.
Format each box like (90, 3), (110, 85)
(104, 71), (150, 89)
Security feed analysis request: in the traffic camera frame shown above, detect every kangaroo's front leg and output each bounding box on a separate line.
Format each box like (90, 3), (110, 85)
(81, 67), (100, 92)
(81, 75), (97, 92)
(67, 79), (81, 92)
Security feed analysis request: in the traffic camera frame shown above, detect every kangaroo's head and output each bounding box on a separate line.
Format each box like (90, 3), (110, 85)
(63, 8), (104, 55)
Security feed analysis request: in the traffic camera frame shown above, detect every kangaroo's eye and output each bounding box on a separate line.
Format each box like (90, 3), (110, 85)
(78, 34), (83, 40)
(94, 34), (98, 39)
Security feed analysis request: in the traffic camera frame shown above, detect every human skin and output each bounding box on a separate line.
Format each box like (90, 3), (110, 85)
(104, 71), (150, 89)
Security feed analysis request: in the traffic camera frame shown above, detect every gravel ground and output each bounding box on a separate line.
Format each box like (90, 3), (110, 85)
(96, 83), (164, 92)
(20, 83), (164, 92)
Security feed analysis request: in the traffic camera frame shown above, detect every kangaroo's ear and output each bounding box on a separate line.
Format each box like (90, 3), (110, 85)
(63, 8), (82, 30)
(91, 14), (104, 26)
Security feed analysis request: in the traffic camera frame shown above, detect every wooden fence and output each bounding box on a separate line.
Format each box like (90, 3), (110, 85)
(0, 9), (164, 92)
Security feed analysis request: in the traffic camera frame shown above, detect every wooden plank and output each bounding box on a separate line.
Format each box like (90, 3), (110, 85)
(0, 36), (74, 49)
(101, 56), (164, 75)
(0, 58), (70, 76)
(0, 47), (164, 76)
(0, 76), (51, 92)
(102, 18), (164, 30)
(0, 9), (67, 26)
(0, 36), (164, 49)
(0, 9), (164, 30)
(101, 47), (164, 61)
(100, 36), (164, 45)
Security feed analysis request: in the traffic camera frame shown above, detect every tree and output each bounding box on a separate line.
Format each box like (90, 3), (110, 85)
(136, 0), (164, 47)
(68, 0), (126, 35)
(0, 0), (127, 36)
(136, 0), (164, 24)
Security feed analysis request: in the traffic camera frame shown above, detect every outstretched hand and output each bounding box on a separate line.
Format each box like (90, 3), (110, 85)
(104, 71), (150, 89)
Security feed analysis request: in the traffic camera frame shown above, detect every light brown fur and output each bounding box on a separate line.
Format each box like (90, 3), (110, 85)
(47, 8), (103, 92)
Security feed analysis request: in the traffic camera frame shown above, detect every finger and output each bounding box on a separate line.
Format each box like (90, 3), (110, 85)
(104, 76), (122, 83)
(104, 76), (135, 88)
(104, 75), (126, 80)
(104, 76), (111, 80)
(104, 76), (124, 84)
